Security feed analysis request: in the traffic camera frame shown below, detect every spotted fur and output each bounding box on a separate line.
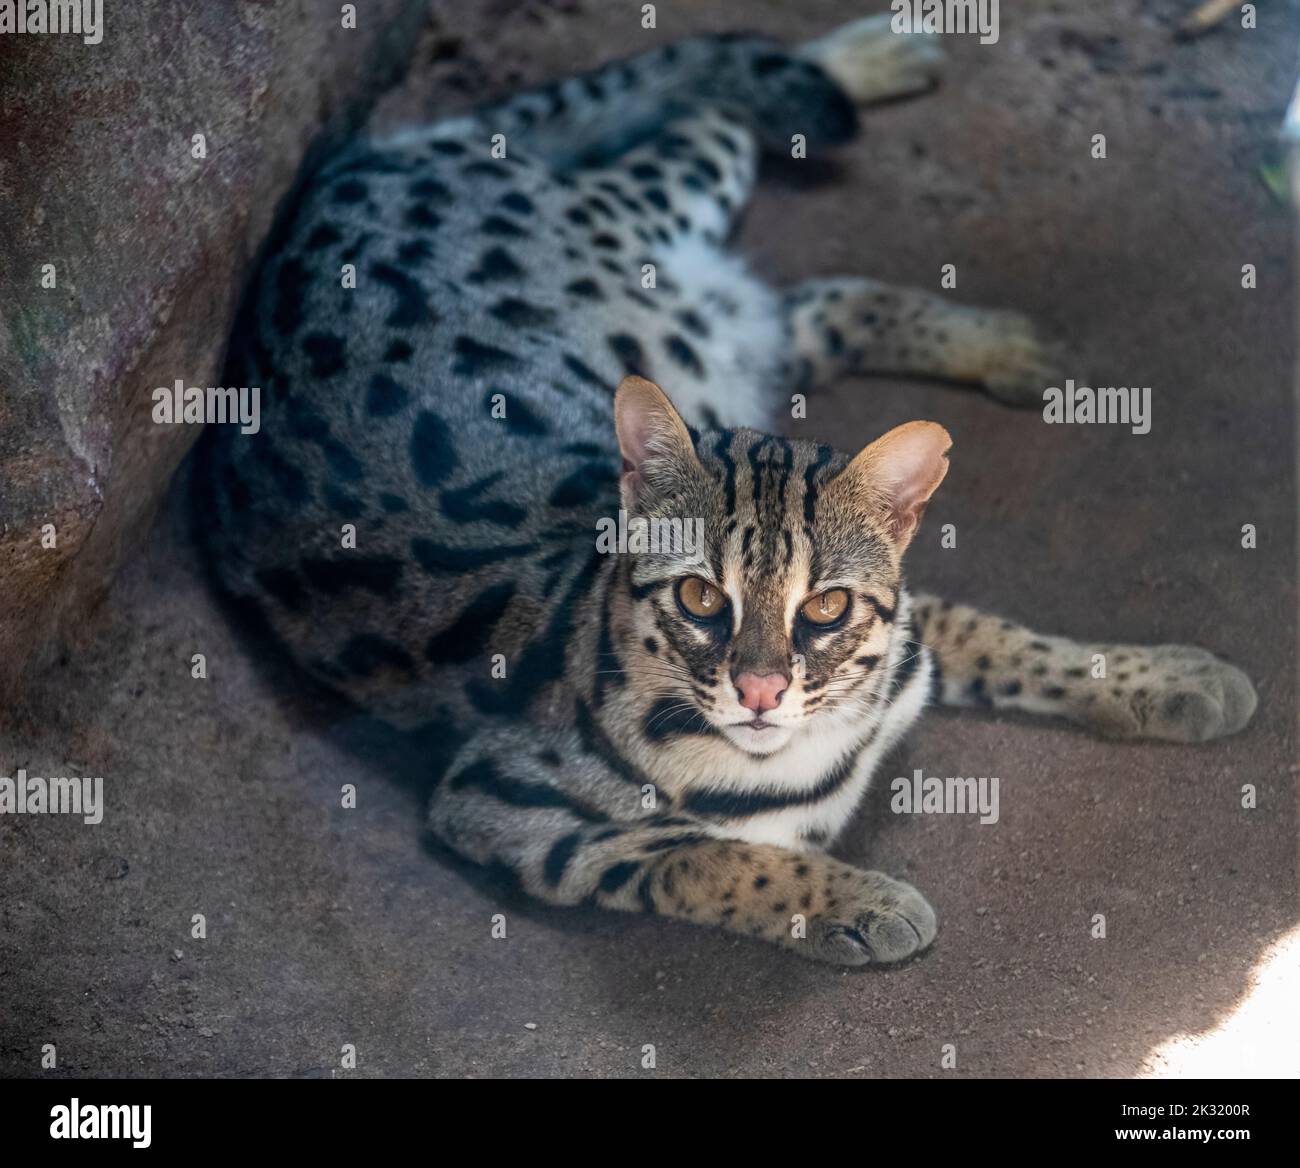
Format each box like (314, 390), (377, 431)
(197, 17), (1256, 965)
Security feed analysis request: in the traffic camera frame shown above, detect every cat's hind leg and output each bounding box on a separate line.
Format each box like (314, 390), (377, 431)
(578, 108), (760, 250)
(911, 596), (1257, 742)
(782, 277), (1066, 406)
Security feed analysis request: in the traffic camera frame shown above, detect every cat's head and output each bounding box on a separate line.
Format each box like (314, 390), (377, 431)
(613, 375), (950, 757)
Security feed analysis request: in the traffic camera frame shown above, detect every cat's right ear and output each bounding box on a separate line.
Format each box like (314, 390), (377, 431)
(614, 375), (700, 510)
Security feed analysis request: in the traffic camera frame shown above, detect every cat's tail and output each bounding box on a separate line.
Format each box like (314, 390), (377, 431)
(383, 19), (943, 171)
(799, 14), (945, 107)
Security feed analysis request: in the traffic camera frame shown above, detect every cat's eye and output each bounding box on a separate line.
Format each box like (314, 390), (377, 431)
(800, 589), (850, 626)
(676, 576), (728, 620)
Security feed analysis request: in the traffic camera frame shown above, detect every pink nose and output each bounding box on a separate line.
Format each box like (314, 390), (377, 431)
(734, 672), (788, 714)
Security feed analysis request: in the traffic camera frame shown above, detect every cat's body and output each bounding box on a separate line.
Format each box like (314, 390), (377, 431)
(198, 17), (1256, 964)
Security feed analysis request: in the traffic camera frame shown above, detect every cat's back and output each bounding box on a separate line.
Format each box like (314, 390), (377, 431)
(196, 134), (622, 718)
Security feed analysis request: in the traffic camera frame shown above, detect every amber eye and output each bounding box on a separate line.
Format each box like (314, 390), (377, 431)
(800, 589), (850, 626)
(676, 577), (729, 620)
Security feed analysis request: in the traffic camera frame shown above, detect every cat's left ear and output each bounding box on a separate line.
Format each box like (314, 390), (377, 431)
(831, 420), (951, 551)
(614, 375), (701, 510)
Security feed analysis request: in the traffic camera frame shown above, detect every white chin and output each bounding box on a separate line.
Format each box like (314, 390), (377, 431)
(722, 723), (794, 755)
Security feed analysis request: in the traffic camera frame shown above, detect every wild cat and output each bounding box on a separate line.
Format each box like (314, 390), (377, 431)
(196, 17), (1256, 965)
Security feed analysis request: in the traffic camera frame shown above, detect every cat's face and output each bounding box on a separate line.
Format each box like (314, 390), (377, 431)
(614, 377), (950, 757)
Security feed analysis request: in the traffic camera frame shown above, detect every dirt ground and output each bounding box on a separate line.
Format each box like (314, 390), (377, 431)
(1, 0), (1296, 1078)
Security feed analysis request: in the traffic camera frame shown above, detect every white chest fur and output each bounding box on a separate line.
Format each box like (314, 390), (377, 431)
(647, 643), (933, 851)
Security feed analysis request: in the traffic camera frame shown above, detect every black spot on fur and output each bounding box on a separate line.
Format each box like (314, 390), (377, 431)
(405, 205), (443, 231)
(301, 555), (403, 597)
(623, 287), (658, 311)
(488, 298), (556, 328)
(323, 439), (364, 482)
(371, 262), (433, 327)
(664, 334), (705, 378)
(367, 373), (410, 418)
(467, 246), (525, 283)
(410, 409), (459, 486)
(565, 278), (604, 300)
(397, 238), (434, 265)
(272, 257), (310, 338)
(677, 308), (710, 338)
(412, 539), (536, 574)
(642, 698), (720, 743)
(452, 335), (520, 376)
(550, 463), (618, 508)
(425, 580), (518, 664)
(753, 53), (790, 77)
(305, 222), (343, 252)
(544, 833), (583, 887)
(607, 333), (647, 376)
(481, 214), (528, 238)
(332, 179), (368, 204)
(464, 160), (511, 180)
(598, 861), (641, 894)
(563, 353), (613, 392)
(253, 442), (312, 506)
(341, 233), (374, 263)
(499, 191), (535, 215)
(450, 757), (608, 823)
(440, 472), (527, 527)
(486, 389), (551, 437)
(410, 177), (454, 203)
(302, 332), (346, 377)
(865, 594), (896, 623)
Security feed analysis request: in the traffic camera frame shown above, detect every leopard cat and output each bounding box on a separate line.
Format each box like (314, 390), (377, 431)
(196, 16), (1257, 965)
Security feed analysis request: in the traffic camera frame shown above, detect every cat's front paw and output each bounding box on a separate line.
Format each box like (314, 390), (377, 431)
(973, 310), (1068, 408)
(806, 871), (937, 966)
(1103, 645), (1258, 743)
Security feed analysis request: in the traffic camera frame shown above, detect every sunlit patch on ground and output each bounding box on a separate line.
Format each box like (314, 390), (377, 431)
(1140, 928), (1300, 1079)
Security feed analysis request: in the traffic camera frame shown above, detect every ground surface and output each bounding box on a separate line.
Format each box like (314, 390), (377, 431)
(1, 0), (1296, 1078)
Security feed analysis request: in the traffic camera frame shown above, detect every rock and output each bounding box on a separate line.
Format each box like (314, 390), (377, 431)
(0, 0), (431, 708)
